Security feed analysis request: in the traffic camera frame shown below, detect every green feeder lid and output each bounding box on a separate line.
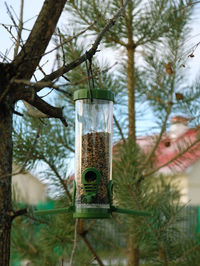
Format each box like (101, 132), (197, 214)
(73, 89), (114, 102)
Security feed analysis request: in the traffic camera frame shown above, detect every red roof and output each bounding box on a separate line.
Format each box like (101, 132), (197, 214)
(137, 127), (200, 174)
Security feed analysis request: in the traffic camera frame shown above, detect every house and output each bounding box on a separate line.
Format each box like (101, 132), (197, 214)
(12, 164), (46, 205)
(136, 116), (200, 205)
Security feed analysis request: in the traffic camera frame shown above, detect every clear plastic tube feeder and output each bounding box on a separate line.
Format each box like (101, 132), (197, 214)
(73, 89), (114, 218)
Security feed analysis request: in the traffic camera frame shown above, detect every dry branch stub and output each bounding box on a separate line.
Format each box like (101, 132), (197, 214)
(73, 89), (114, 219)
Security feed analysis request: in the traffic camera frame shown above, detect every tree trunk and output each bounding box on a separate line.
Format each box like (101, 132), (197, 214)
(0, 94), (13, 266)
(127, 234), (140, 266)
(127, 46), (136, 143)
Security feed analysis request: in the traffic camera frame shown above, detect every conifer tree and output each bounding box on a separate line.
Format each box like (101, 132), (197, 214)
(60, 0), (200, 265)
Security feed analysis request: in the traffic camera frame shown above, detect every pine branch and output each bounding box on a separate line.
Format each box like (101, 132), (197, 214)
(114, 114), (126, 143)
(41, 156), (72, 203)
(174, 244), (200, 264)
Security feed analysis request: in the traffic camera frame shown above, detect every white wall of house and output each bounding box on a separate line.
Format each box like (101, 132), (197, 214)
(12, 164), (46, 205)
(174, 173), (189, 204)
(186, 159), (200, 205)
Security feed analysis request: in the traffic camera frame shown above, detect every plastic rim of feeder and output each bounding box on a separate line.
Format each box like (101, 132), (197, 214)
(73, 89), (114, 102)
(73, 207), (111, 219)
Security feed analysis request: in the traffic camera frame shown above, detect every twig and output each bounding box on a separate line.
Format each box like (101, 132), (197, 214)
(57, 28), (66, 65)
(79, 220), (104, 266)
(5, 2), (18, 29)
(41, 156), (72, 203)
(113, 115), (126, 143)
(69, 219), (78, 266)
(174, 0), (200, 12)
(42, 22), (96, 59)
(10, 208), (27, 221)
(85, 257), (95, 266)
(2, 24), (19, 44)
(14, 0), (24, 58)
(174, 244), (200, 264)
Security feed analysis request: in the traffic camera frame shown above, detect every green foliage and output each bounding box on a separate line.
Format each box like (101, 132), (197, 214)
(113, 139), (200, 264)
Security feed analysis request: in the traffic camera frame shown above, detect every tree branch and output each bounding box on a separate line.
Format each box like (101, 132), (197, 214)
(14, 0), (24, 58)
(41, 156), (72, 203)
(40, 0), (130, 83)
(22, 90), (68, 126)
(13, 0), (67, 79)
(11, 208), (27, 221)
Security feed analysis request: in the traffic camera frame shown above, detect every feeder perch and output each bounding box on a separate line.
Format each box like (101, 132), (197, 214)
(33, 89), (150, 219)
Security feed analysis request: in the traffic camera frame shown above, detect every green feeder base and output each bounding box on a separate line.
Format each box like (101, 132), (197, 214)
(73, 207), (111, 219)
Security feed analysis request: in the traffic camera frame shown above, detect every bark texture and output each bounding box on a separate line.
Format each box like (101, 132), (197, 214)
(127, 235), (140, 266)
(127, 46), (136, 141)
(0, 86), (13, 265)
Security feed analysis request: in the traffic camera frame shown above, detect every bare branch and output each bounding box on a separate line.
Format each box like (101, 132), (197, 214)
(43, 22), (96, 59)
(14, 0), (24, 58)
(22, 100), (49, 118)
(22, 90), (68, 127)
(40, 0), (130, 83)
(5, 2), (18, 29)
(13, 0), (68, 79)
(10, 208), (27, 221)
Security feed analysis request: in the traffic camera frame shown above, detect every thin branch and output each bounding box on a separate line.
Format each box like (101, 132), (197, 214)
(11, 208), (27, 221)
(43, 22), (96, 59)
(5, 2), (18, 29)
(41, 157), (72, 203)
(2, 24), (19, 44)
(40, 0), (130, 83)
(69, 219), (78, 266)
(57, 28), (66, 66)
(174, 244), (200, 264)
(0, 23), (31, 32)
(113, 114), (126, 143)
(174, 0), (200, 12)
(79, 220), (104, 266)
(14, 0), (24, 58)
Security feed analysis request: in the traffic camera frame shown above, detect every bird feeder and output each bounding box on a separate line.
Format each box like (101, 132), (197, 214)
(73, 89), (114, 218)
(33, 89), (150, 219)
